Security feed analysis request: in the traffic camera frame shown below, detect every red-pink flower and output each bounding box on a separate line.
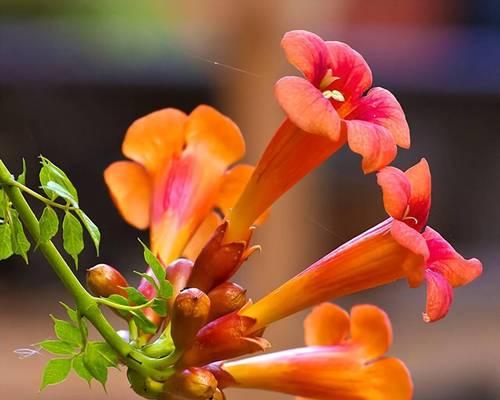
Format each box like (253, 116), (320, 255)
(225, 30), (410, 242)
(276, 30), (410, 174)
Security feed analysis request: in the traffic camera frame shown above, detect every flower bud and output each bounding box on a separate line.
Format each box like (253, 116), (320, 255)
(164, 367), (217, 400)
(166, 258), (193, 299)
(171, 288), (210, 350)
(86, 264), (128, 297)
(207, 282), (247, 321)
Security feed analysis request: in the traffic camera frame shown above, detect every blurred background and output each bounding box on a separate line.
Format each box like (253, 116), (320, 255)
(0, 1), (498, 399)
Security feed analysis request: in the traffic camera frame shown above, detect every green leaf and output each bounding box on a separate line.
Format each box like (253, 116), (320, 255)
(75, 209), (100, 256)
(151, 298), (167, 317)
(158, 280), (173, 299)
(131, 310), (157, 334)
(62, 212), (83, 268)
(39, 340), (77, 355)
(83, 343), (109, 389)
(52, 317), (83, 347)
(72, 354), (93, 385)
(139, 239), (165, 281)
(123, 287), (148, 305)
(39, 206), (59, 244)
(93, 342), (119, 368)
(107, 294), (129, 318)
(0, 224), (13, 260)
(10, 211), (31, 263)
(0, 190), (6, 219)
(134, 271), (159, 292)
(39, 156), (78, 203)
(17, 158), (26, 185)
(41, 182), (78, 207)
(40, 358), (72, 390)
(59, 302), (79, 326)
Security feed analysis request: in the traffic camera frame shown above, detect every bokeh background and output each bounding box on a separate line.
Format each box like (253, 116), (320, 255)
(0, 1), (498, 399)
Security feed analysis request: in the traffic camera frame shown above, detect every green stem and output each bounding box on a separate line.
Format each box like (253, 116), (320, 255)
(9, 180), (77, 211)
(95, 297), (155, 311)
(0, 160), (174, 381)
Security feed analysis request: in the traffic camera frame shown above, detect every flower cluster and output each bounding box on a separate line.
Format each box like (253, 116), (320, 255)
(98, 30), (481, 400)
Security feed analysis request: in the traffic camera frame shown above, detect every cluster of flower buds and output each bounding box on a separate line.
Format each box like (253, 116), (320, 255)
(97, 29), (482, 400)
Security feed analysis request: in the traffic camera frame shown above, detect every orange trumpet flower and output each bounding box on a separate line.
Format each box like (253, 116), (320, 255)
(208, 304), (412, 400)
(225, 29), (409, 242)
(241, 159), (481, 329)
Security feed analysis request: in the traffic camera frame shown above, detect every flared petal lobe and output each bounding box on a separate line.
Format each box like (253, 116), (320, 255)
(423, 269), (453, 323)
(104, 161), (152, 229)
(377, 158), (431, 231)
(275, 77), (341, 140)
(281, 30), (331, 86)
(304, 303), (349, 346)
(423, 226), (482, 287)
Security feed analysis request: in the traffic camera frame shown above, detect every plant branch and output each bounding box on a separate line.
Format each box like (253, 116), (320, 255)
(0, 160), (174, 381)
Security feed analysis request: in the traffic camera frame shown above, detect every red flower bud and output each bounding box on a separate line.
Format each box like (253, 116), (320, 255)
(187, 222), (258, 292)
(171, 288), (210, 350)
(163, 367), (217, 400)
(166, 258), (193, 299)
(86, 264), (128, 298)
(207, 282), (247, 321)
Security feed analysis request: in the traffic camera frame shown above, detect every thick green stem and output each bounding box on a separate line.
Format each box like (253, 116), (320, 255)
(0, 160), (174, 381)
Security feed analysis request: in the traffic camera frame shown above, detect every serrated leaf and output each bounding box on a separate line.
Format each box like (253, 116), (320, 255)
(39, 340), (77, 355)
(52, 317), (82, 347)
(134, 271), (159, 292)
(62, 212), (83, 269)
(10, 212), (30, 263)
(107, 294), (129, 319)
(123, 287), (148, 305)
(39, 157), (78, 204)
(40, 358), (72, 390)
(83, 343), (108, 389)
(158, 280), (173, 299)
(59, 302), (79, 325)
(39, 206), (59, 244)
(17, 158), (26, 185)
(93, 342), (119, 368)
(131, 310), (157, 334)
(41, 182), (78, 207)
(75, 209), (100, 256)
(72, 354), (93, 385)
(151, 298), (167, 317)
(0, 224), (13, 260)
(139, 240), (165, 281)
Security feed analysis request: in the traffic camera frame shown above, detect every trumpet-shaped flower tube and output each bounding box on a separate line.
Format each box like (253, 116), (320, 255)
(104, 106), (257, 327)
(225, 30), (409, 242)
(239, 159), (481, 328)
(208, 304), (412, 400)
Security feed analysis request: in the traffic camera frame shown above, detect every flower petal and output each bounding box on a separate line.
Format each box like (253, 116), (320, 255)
(390, 220), (429, 287)
(216, 347), (412, 400)
(325, 41), (373, 102)
(423, 226), (482, 287)
(423, 269), (453, 323)
(103, 161), (152, 229)
(350, 305), (392, 360)
(216, 164), (254, 216)
(122, 108), (187, 174)
(184, 105), (245, 166)
(345, 119), (397, 174)
(304, 303), (350, 346)
(347, 87), (410, 148)
(275, 76), (341, 141)
(281, 30), (331, 86)
(377, 166), (411, 220)
(183, 212), (222, 261)
(405, 158), (431, 230)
